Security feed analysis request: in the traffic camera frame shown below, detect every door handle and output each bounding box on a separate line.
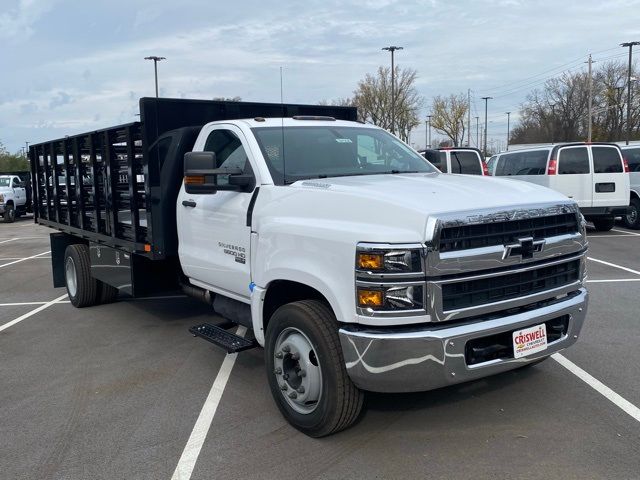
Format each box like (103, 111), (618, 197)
(182, 200), (197, 208)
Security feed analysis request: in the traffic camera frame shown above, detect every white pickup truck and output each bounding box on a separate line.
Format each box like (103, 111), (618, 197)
(0, 174), (28, 222)
(31, 98), (589, 437)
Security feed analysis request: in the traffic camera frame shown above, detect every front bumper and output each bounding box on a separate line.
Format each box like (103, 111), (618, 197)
(581, 206), (630, 217)
(339, 288), (588, 393)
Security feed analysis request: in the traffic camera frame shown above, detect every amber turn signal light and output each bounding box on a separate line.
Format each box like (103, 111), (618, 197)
(357, 288), (383, 308)
(357, 253), (384, 270)
(184, 175), (205, 185)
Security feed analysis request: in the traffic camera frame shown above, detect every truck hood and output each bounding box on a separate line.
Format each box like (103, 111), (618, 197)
(0, 186), (12, 193)
(291, 172), (570, 216)
(255, 172), (574, 246)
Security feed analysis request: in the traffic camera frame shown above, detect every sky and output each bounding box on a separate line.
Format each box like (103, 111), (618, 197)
(1, 0), (639, 154)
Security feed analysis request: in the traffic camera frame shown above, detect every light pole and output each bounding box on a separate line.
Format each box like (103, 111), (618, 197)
(475, 116), (479, 148)
(506, 112), (511, 151)
(549, 102), (556, 143)
(621, 41), (640, 145)
(24, 141), (29, 160)
(144, 56), (166, 98)
(426, 115), (432, 148)
(481, 97), (492, 157)
(382, 46), (403, 135)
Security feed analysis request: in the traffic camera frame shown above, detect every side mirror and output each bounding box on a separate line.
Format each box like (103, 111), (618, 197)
(184, 151), (253, 194)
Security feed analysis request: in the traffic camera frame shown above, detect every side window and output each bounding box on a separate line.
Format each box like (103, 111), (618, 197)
(450, 151), (482, 175)
(592, 146), (623, 173)
(558, 147), (589, 175)
(487, 156), (497, 175)
(625, 148), (640, 172)
(495, 152), (522, 175)
(204, 129), (253, 186)
(421, 150), (443, 171)
(12, 177), (22, 188)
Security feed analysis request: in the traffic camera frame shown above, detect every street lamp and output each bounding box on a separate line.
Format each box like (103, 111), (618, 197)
(481, 97), (492, 157)
(382, 46), (403, 135)
(621, 42), (640, 145)
(426, 115), (432, 148)
(144, 56), (166, 98)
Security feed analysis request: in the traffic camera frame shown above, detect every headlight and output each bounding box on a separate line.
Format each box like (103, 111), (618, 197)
(355, 243), (426, 314)
(357, 284), (425, 311)
(356, 246), (423, 275)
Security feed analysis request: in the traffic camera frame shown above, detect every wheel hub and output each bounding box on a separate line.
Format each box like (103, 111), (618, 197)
(65, 257), (78, 297)
(273, 328), (322, 414)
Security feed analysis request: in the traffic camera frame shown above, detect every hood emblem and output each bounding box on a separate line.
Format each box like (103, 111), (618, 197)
(503, 237), (545, 260)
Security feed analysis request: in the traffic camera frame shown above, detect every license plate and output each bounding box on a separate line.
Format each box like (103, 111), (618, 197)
(513, 323), (547, 359)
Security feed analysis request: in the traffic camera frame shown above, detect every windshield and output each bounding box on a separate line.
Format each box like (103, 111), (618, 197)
(0, 178), (10, 187)
(251, 126), (436, 184)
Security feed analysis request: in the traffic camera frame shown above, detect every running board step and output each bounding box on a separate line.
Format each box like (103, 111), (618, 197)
(189, 322), (257, 353)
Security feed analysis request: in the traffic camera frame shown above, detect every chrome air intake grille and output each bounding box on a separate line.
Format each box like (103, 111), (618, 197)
(441, 259), (580, 311)
(439, 213), (579, 253)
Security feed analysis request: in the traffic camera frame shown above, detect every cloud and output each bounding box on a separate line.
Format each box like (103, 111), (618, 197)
(0, 0), (57, 42)
(49, 91), (73, 109)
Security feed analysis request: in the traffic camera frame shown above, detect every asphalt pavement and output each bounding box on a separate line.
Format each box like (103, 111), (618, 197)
(1, 217), (639, 480)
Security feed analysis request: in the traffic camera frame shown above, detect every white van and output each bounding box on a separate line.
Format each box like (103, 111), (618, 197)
(621, 145), (640, 229)
(419, 147), (488, 175)
(489, 143), (630, 231)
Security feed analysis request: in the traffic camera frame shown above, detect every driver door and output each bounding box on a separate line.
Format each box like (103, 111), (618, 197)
(177, 125), (257, 300)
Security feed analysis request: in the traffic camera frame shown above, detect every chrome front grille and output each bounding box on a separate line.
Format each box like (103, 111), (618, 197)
(424, 202), (587, 323)
(441, 258), (580, 311)
(439, 212), (579, 252)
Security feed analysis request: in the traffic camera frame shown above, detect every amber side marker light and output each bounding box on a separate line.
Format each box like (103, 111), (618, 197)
(357, 288), (383, 308)
(357, 253), (384, 270)
(144, 244), (151, 252)
(184, 175), (205, 185)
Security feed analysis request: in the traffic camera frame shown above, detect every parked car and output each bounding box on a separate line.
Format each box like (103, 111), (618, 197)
(621, 145), (640, 229)
(490, 142), (630, 231)
(419, 147), (488, 175)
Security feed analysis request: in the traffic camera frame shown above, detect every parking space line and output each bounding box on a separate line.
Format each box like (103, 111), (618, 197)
(0, 301), (71, 307)
(0, 251), (51, 269)
(552, 354), (640, 422)
(586, 278), (640, 283)
(0, 257), (51, 261)
(0, 293), (69, 333)
(588, 234), (639, 238)
(171, 326), (247, 480)
(587, 257), (640, 276)
(0, 236), (49, 240)
(611, 228), (640, 237)
(0, 238), (19, 245)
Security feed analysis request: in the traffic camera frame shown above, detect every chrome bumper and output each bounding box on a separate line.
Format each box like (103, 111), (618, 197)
(339, 288), (588, 393)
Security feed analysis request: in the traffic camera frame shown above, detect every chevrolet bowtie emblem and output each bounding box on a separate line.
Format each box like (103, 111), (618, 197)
(503, 237), (545, 260)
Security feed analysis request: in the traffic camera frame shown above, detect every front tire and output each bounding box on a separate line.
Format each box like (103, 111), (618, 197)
(623, 198), (640, 230)
(592, 217), (615, 232)
(64, 244), (99, 308)
(265, 300), (364, 437)
(3, 204), (15, 223)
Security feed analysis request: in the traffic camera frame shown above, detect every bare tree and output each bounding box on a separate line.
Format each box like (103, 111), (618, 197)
(352, 66), (423, 142)
(510, 61), (640, 144)
(430, 94), (468, 146)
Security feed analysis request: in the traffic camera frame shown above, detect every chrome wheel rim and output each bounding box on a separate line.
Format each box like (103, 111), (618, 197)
(65, 257), (77, 297)
(273, 327), (322, 414)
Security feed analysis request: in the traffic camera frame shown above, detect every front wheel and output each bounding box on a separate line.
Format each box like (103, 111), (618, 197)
(623, 198), (640, 230)
(592, 217), (615, 232)
(3, 204), (15, 223)
(265, 300), (364, 437)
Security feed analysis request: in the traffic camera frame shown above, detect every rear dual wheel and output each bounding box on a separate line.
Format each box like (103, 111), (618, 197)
(64, 244), (118, 307)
